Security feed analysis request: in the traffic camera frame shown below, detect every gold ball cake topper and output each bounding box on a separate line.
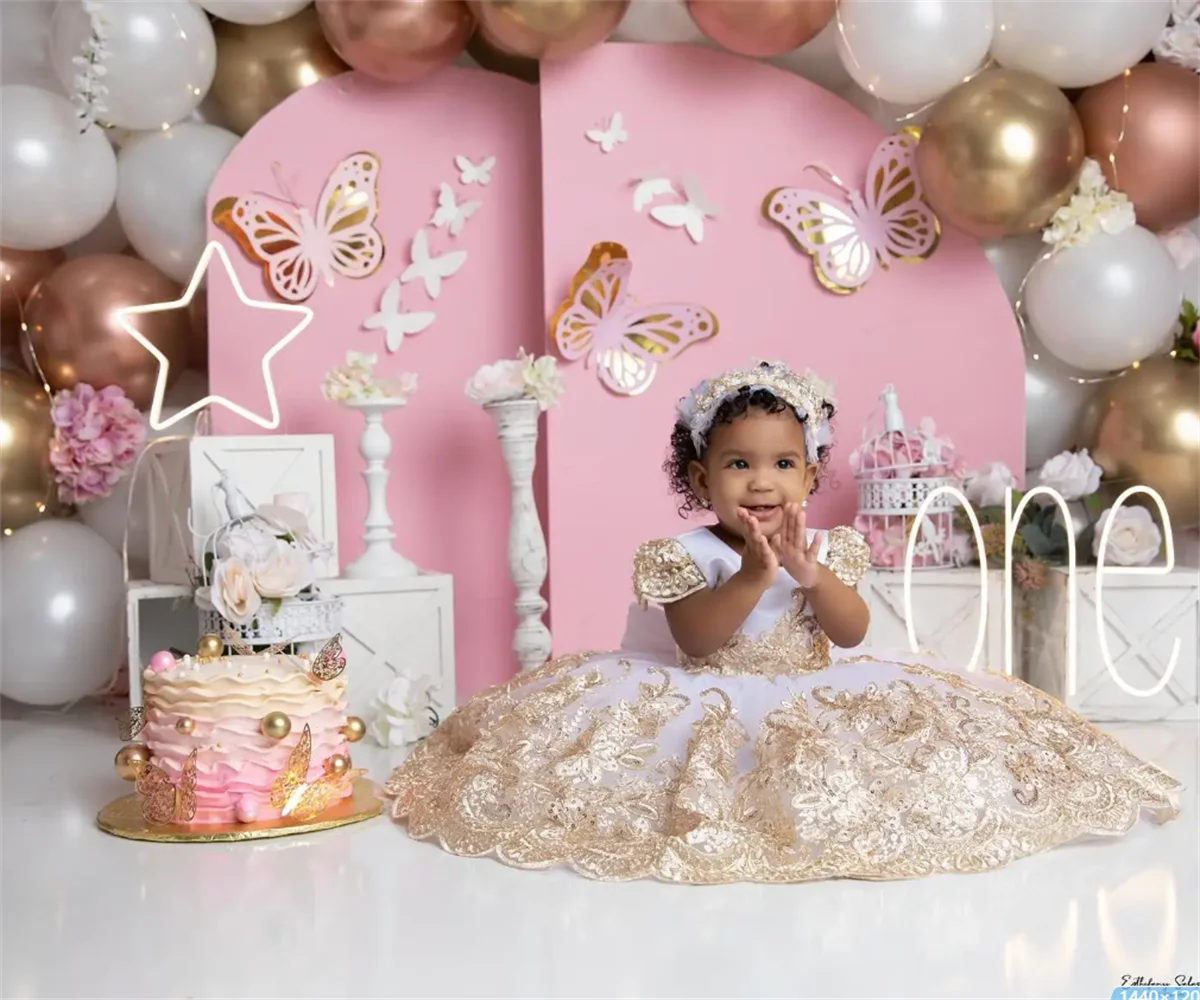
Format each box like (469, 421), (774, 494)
(175, 717), (195, 735)
(197, 633), (223, 660)
(342, 716), (366, 743)
(261, 711), (292, 740)
(325, 754), (350, 776)
(114, 744), (151, 781)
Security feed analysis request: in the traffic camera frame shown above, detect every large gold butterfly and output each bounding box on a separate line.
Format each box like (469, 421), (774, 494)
(135, 749), (199, 826)
(309, 634), (347, 683)
(270, 725), (362, 822)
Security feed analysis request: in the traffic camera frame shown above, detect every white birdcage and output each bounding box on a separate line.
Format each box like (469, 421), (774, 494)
(852, 385), (957, 570)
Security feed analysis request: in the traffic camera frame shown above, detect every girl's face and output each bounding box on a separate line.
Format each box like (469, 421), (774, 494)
(687, 407), (817, 543)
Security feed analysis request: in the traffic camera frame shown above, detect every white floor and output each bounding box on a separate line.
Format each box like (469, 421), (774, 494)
(2, 703), (1196, 1000)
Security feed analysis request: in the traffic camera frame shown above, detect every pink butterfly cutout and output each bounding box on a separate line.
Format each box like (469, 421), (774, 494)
(213, 152), (385, 303)
(762, 132), (939, 295)
(550, 242), (718, 396)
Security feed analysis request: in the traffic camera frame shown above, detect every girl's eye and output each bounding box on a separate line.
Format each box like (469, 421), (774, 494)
(728, 460), (748, 470)
(776, 459), (794, 469)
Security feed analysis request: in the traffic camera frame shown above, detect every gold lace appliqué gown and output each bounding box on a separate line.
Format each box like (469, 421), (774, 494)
(384, 525), (1181, 884)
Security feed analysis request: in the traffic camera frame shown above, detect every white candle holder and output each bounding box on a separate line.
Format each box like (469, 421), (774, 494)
(342, 397), (417, 579)
(485, 398), (551, 672)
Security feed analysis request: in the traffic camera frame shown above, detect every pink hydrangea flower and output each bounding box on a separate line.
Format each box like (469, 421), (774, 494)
(49, 383), (146, 505)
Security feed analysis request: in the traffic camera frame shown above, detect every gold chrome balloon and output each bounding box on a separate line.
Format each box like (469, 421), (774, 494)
(1080, 355), (1200, 530)
(0, 370), (63, 534)
(469, 0), (628, 61)
(915, 69), (1085, 240)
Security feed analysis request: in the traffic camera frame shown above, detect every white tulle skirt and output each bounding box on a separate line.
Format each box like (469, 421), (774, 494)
(384, 645), (1180, 884)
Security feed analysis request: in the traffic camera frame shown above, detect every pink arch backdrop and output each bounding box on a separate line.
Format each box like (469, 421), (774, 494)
(539, 44), (1023, 652)
(203, 47), (1023, 693)
(205, 70), (543, 697)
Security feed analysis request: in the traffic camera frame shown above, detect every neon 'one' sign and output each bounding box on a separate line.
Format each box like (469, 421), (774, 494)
(903, 485), (1180, 698)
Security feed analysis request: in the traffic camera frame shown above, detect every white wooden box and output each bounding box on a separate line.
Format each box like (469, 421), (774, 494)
(1023, 564), (1199, 721)
(862, 567), (1008, 671)
(314, 574), (456, 723)
(149, 434), (339, 585)
(125, 580), (194, 708)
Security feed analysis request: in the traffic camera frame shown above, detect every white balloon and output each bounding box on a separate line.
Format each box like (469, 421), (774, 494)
(611, 0), (704, 44)
(50, 0), (217, 131)
(116, 123), (240, 283)
(0, 0), (64, 93)
(1026, 226), (1182, 373)
(1024, 356), (1098, 470)
(770, 20), (854, 95)
(835, 0), (994, 105)
(198, 0), (310, 26)
(78, 376), (204, 576)
(0, 519), (124, 706)
(840, 82), (930, 133)
(993, 0), (1172, 89)
(0, 85), (117, 250)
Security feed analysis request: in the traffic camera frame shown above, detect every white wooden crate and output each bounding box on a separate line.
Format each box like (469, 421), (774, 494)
(861, 567), (1008, 671)
(148, 434), (338, 585)
(314, 574), (456, 722)
(1023, 564), (1199, 721)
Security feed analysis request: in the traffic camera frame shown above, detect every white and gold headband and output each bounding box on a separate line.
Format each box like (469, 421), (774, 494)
(676, 360), (836, 458)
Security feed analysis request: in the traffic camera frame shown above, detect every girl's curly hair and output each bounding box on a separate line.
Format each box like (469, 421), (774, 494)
(664, 387), (835, 516)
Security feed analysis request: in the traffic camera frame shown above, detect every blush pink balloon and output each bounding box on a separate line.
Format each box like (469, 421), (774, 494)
(685, 0), (834, 57)
(315, 0), (474, 83)
(148, 650), (177, 674)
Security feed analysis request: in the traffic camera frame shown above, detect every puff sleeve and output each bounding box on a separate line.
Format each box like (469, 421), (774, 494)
(822, 525), (871, 588)
(632, 538), (708, 608)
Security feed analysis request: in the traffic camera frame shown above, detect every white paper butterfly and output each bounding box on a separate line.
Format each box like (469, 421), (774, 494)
(363, 278), (435, 353)
(400, 229), (467, 300)
(632, 173), (676, 213)
(586, 112), (628, 154)
(649, 174), (720, 244)
(455, 154), (495, 186)
(430, 182), (480, 238)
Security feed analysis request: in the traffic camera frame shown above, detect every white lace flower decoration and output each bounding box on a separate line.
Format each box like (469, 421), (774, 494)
(1043, 159), (1136, 250)
(1155, 0), (1200, 72)
(72, 1), (110, 132)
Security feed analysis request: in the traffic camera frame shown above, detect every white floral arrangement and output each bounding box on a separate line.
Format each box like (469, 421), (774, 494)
(322, 351), (417, 404)
(196, 506), (327, 627)
(464, 348), (564, 411)
(1155, 0), (1200, 71)
(1042, 159), (1136, 250)
(370, 674), (440, 747)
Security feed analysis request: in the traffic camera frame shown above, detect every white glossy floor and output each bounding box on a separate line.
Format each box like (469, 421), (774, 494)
(2, 702), (1196, 999)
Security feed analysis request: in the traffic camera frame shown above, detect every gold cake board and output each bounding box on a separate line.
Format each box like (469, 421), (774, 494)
(96, 778), (383, 844)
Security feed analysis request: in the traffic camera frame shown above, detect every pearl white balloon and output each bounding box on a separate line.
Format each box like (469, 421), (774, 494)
(1027, 226), (1182, 373)
(198, 0), (310, 26)
(50, 0), (217, 131)
(0, 0), (63, 93)
(0, 519), (124, 706)
(116, 123), (240, 283)
(835, 0), (994, 105)
(1024, 356), (1098, 470)
(993, 0), (1172, 89)
(0, 85), (117, 250)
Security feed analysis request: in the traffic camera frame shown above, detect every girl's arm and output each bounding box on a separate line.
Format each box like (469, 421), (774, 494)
(801, 568), (869, 648)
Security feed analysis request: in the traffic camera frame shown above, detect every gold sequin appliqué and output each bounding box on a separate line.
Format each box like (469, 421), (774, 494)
(385, 654), (1180, 884)
(632, 538), (708, 608)
(824, 524), (870, 587)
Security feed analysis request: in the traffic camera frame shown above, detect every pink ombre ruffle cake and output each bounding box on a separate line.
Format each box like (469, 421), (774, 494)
(141, 653), (352, 825)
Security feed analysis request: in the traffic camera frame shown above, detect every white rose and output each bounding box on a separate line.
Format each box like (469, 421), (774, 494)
(1036, 448), (1102, 501)
(209, 557), (262, 625)
(217, 522), (277, 564)
(252, 539), (315, 598)
(370, 674), (438, 747)
(464, 360), (525, 405)
(964, 461), (1017, 509)
(1093, 506), (1163, 567)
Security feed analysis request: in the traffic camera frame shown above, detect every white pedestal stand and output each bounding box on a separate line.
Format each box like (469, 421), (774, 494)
(486, 398), (551, 671)
(342, 398), (417, 579)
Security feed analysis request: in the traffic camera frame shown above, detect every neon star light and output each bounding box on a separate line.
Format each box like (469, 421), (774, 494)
(114, 240), (314, 431)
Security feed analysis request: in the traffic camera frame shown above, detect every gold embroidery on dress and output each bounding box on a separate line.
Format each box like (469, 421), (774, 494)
(680, 589), (831, 677)
(824, 525), (870, 587)
(385, 652), (1180, 884)
(632, 538), (707, 608)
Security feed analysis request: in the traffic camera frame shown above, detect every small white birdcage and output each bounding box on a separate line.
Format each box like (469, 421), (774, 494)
(852, 385), (957, 570)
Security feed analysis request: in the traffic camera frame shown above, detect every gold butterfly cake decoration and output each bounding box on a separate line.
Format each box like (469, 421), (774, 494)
(222, 626), (291, 658)
(270, 724), (363, 822)
(117, 706), (146, 742)
(135, 748), (199, 826)
(309, 634), (347, 683)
